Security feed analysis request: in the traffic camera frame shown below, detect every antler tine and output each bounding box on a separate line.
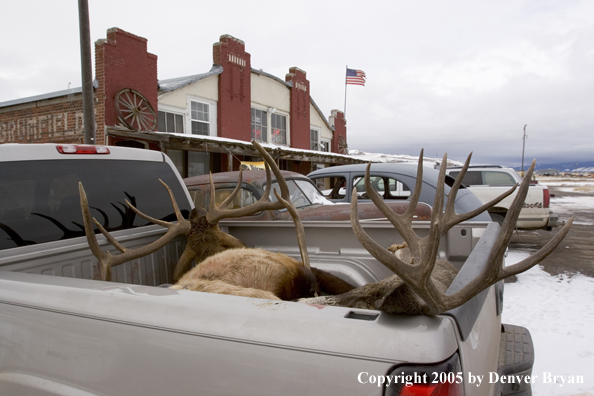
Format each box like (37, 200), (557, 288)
(79, 182), (111, 280)
(212, 168), (244, 212)
(440, 152), (518, 234)
(251, 140), (291, 201)
(273, 189), (310, 269)
(406, 150), (425, 219)
(442, 152), (472, 226)
(350, 187), (417, 273)
(79, 181), (191, 281)
(252, 140), (310, 268)
(205, 142), (288, 225)
(126, 179), (187, 227)
(359, 152), (427, 258)
(440, 159), (574, 312)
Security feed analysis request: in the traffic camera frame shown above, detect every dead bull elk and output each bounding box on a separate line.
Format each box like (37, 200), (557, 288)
(299, 151), (573, 315)
(79, 141), (353, 300)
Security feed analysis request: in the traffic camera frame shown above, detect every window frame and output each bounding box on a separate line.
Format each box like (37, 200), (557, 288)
(251, 107), (268, 143)
(157, 106), (185, 134)
(250, 104), (290, 146)
(186, 96), (217, 137)
(310, 127), (320, 151)
(271, 112), (288, 145)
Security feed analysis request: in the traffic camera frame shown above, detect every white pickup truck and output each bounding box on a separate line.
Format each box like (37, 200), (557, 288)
(0, 143), (538, 396)
(445, 165), (557, 230)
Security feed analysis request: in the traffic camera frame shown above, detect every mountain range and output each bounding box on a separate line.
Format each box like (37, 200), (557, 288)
(509, 160), (594, 172)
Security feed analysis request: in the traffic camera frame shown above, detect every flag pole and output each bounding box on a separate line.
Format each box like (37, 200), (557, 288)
(344, 65), (348, 118)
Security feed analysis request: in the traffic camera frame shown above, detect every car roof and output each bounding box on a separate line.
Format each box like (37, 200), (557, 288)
(0, 143), (165, 162)
(308, 162), (447, 186)
(446, 165), (504, 169)
(309, 162), (419, 175)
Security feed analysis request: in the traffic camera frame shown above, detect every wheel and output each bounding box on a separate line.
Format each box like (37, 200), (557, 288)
(115, 88), (157, 131)
(490, 213), (505, 226)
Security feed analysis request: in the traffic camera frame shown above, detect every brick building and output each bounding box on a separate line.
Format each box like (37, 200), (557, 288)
(0, 28), (364, 177)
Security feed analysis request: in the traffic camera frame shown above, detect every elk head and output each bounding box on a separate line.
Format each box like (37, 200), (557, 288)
(300, 151), (573, 315)
(79, 141), (326, 300)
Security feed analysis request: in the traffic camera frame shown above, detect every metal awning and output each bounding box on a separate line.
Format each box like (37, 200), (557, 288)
(106, 127), (369, 165)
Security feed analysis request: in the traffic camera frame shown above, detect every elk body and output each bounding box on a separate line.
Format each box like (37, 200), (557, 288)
(172, 248), (317, 300)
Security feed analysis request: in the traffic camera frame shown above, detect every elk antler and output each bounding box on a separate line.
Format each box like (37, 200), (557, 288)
(350, 151), (573, 316)
(79, 179), (190, 281)
(202, 140), (310, 269)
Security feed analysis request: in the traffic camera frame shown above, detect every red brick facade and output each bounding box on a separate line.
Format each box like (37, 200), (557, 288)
(0, 94), (86, 144)
(0, 28), (348, 173)
(0, 28), (157, 146)
(285, 67), (311, 150)
(213, 35), (251, 141)
(330, 110), (347, 154)
(97, 28), (158, 143)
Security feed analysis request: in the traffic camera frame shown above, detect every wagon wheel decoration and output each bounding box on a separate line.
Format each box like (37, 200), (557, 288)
(115, 88), (157, 131)
(338, 135), (349, 154)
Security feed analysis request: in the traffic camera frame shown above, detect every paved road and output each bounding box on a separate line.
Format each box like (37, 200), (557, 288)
(508, 179), (594, 278)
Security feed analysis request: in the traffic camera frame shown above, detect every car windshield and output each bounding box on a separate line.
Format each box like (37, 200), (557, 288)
(269, 179), (333, 208)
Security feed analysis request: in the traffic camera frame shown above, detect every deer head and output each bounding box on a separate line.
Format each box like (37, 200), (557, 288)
(300, 151), (573, 315)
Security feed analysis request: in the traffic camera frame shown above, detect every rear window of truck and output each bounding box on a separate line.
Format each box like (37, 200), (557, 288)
(0, 159), (191, 251)
(449, 170), (516, 186)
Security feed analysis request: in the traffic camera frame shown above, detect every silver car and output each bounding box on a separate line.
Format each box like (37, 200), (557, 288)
(308, 162), (492, 221)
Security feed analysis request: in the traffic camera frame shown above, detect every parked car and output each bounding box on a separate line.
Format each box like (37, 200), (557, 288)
(444, 165), (557, 230)
(307, 163), (492, 222)
(183, 170), (433, 221)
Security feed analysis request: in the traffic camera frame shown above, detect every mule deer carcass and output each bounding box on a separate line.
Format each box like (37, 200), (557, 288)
(79, 140), (353, 300)
(299, 151), (573, 315)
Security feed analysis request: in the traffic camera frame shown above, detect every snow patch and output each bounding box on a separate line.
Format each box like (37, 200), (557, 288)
(502, 255), (594, 395)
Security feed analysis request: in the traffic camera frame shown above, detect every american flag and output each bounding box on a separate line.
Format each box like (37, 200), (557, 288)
(346, 68), (366, 86)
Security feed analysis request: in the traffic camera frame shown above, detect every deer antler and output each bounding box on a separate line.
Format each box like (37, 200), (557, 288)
(351, 151), (573, 316)
(79, 179), (190, 281)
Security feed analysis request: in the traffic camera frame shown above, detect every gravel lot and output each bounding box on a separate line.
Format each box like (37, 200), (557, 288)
(508, 176), (594, 278)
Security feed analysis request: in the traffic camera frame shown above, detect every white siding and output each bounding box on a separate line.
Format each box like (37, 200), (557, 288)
(310, 103), (333, 141)
(251, 74), (290, 111)
(158, 76), (218, 109)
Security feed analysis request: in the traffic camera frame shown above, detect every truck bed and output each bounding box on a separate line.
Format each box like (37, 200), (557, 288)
(0, 220), (504, 396)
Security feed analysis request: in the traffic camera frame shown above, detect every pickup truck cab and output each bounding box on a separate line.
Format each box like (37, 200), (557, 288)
(444, 165), (557, 230)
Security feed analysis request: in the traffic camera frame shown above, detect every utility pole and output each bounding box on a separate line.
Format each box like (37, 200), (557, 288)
(78, 0), (96, 144)
(521, 124), (527, 177)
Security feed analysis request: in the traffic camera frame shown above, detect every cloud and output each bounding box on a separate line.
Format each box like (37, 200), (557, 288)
(1, 0), (592, 166)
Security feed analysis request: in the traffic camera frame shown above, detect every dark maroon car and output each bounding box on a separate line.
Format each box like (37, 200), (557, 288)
(183, 170), (432, 222)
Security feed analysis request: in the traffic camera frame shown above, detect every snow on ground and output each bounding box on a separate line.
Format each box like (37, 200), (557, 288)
(538, 179), (594, 226)
(550, 196), (594, 226)
(502, 251), (594, 396)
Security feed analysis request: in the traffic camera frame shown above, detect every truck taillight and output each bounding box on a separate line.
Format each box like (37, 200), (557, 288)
(56, 145), (110, 154)
(543, 189), (550, 208)
(385, 353), (464, 396)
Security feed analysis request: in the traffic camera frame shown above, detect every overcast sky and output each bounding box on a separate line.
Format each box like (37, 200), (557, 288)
(1, 0), (592, 166)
